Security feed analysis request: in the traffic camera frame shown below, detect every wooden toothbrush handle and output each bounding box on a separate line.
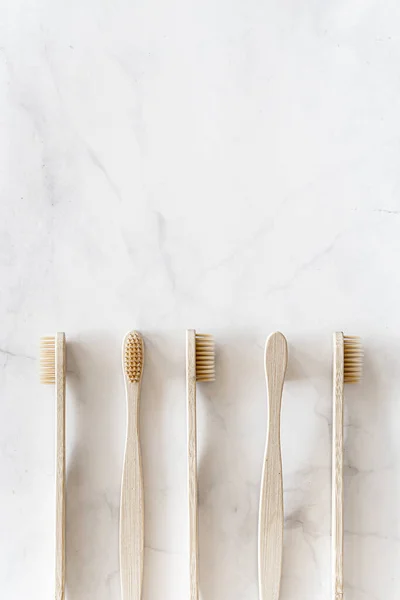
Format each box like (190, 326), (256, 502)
(258, 414), (284, 600)
(55, 333), (66, 600)
(120, 384), (144, 600)
(186, 330), (199, 600)
(333, 333), (344, 600)
(259, 332), (287, 600)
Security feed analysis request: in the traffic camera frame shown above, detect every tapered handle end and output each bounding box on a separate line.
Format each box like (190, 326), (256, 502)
(265, 332), (288, 382)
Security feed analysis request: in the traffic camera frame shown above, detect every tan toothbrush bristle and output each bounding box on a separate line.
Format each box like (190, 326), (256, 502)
(344, 335), (363, 384)
(124, 331), (144, 383)
(195, 333), (215, 382)
(40, 336), (56, 384)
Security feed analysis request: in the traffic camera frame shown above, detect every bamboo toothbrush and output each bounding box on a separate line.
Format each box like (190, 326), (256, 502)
(40, 333), (67, 600)
(186, 330), (215, 600)
(258, 332), (288, 600)
(120, 331), (145, 600)
(332, 333), (362, 600)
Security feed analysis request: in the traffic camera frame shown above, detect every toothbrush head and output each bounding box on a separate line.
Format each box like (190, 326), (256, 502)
(195, 333), (215, 382)
(124, 331), (144, 383)
(343, 335), (363, 384)
(40, 336), (56, 384)
(40, 333), (66, 384)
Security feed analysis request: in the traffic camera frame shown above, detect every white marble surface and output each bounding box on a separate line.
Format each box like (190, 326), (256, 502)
(1, 1), (400, 599)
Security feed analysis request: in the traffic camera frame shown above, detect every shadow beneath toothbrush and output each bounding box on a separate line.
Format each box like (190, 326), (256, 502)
(345, 337), (400, 600)
(65, 333), (122, 600)
(139, 332), (188, 600)
(279, 336), (332, 600)
(197, 332), (266, 600)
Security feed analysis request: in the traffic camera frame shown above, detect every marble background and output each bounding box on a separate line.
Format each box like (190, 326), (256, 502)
(1, 1), (400, 599)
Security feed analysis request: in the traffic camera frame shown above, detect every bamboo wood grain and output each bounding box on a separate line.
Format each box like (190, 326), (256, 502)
(332, 332), (344, 600)
(258, 332), (288, 600)
(186, 329), (199, 600)
(55, 332), (66, 600)
(120, 345), (144, 600)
